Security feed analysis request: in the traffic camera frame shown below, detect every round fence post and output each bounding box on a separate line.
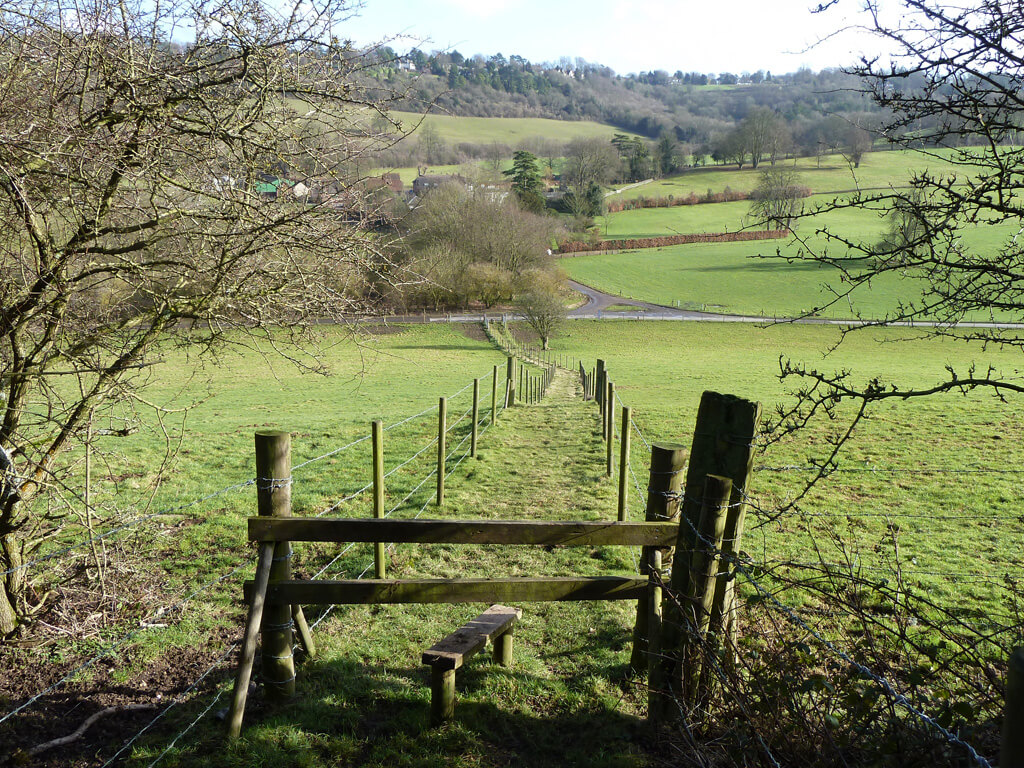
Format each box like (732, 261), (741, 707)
(437, 397), (447, 506)
(372, 420), (386, 578)
(255, 430), (296, 703)
(491, 365), (498, 424)
(471, 378), (480, 458)
(617, 406), (631, 521)
(606, 381), (615, 477)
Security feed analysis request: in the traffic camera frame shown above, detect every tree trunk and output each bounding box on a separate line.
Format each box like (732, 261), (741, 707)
(0, 531), (21, 635)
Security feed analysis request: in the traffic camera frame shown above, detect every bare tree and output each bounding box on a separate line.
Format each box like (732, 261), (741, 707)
(749, 167), (807, 230)
(772, 0), (1024, 452)
(0, 0), (407, 633)
(562, 137), (617, 219)
(515, 271), (567, 350)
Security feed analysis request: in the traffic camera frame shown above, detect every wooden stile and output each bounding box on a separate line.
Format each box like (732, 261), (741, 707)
(248, 518), (679, 547)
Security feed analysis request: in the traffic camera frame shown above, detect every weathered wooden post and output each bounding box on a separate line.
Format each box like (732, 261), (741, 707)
(630, 443), (687, 676)
(617, 406), (631, 521)
(647, 547), (663, 724)
(491, 365), (498, 424)
(255, 431), (295, 702)
(372, 420), (386, 578)
(596, 359), (606, 415)
(682, 474), (732, 709)
(471, 378), (480, 458)
(1004, 647), (1024, 768)
(436, 397), (447, 506)
(518, 363), (524, 403)
(505, 356), (515, 408)
(606, 381), (615, 477)
(664, 391), (761, 711)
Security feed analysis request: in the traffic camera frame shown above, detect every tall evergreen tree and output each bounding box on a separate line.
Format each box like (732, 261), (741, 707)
(504, 150), (545, 212)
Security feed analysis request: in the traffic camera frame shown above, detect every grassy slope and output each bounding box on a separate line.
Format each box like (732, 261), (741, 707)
(570, 149), (1019, 320)
(390, 111), (640, 145)
(27, 320), (1021, 765)
(130, 366), (659, 768)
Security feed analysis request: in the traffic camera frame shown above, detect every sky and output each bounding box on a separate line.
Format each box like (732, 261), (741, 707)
(340, 0), (893, 77)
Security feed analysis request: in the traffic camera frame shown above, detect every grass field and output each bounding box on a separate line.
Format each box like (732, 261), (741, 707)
(7, 320), (1021, 767)
(390, 111), (639, 145)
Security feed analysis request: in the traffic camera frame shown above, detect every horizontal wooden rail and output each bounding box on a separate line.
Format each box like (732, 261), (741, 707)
(245, 576), (649, 604)
(248, 518), (679, 547)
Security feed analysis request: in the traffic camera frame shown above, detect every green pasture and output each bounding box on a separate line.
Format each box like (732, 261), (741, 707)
(14, 318), (1022, 766)
(390, 111), (638, 145)
(611, 148), (963, 201)
(544, 320), (1024, 619)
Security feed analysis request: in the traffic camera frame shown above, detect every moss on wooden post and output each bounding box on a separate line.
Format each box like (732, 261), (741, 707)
(255, 430), (296, 703)
(664, 391), (761, 707)
(630, 443), (687, 673)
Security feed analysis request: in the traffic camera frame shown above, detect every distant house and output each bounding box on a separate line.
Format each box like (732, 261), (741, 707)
(412, 174), (463, 196)
(253, 173), (293, 201)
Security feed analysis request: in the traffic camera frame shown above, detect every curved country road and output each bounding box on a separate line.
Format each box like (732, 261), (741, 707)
(368, 280), (1024, 331)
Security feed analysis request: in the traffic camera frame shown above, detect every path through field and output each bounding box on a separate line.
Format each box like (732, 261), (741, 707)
(151, 367), (664, 768)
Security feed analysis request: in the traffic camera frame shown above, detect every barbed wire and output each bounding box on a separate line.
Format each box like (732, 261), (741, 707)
(756, 464), (1024, 475)
(738, 568), (994, 768)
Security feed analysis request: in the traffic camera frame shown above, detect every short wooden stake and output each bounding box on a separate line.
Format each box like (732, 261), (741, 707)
(606, 381), (615, 477)
(618, 406), (631, 521)
(372, 420), (386, 579)
(431, 667), (456, 725)
(255, 430), (296, 703)
(1004, 648), (1024, 768)
(493, 628), (514, 666)
(471, 378), (480, 458)
(437, 397), (446, 506)
(630, 443), (687, 674)
(291, 604), (316, 658)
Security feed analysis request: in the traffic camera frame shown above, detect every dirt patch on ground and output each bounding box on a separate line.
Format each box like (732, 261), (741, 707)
(1, 623), (240, 767)
(456, 323), (488, 342)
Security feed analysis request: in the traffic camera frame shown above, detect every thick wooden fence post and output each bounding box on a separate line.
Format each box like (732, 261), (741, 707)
(1004, 648), (1024, 768)
(618, 406), (631, 521)
(518, 363), (524, 403)
(255, 430), (296, 703)
(663, 391), (761, 714)
(605, 381), (615, 477)
(596, 359), (606, 414)
(630, 443), (688, 676)
(491, 365), (498, 424)
(372, 420), (386, 579)
(437, 397), (447, 506)
(471, 378), (480, 458)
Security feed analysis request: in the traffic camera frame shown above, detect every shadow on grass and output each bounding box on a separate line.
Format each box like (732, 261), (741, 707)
(159, 647), (658, 768)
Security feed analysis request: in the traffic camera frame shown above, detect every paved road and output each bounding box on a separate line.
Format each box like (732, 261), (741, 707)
(363, 280), (1024, 330)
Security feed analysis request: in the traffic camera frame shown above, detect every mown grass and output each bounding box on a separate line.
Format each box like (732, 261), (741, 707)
(390, 111), (640, 145)
(543, 320), (1024, 621)
(124, 367), (664, 767)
